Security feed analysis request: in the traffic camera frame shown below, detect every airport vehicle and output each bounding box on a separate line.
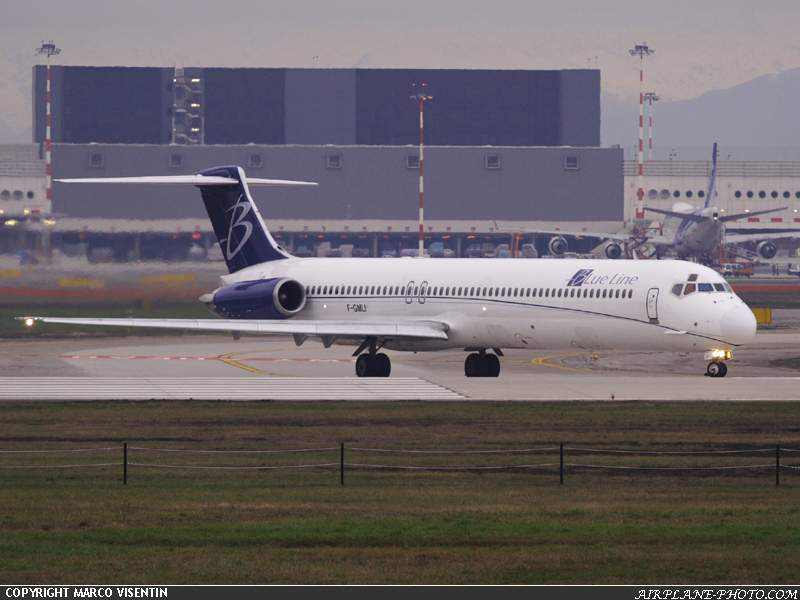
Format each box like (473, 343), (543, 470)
(497, 144), (799, 261)
(21, 165), (757, 378)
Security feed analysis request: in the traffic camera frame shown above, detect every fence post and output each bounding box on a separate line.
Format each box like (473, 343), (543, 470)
(560, 443), (564, 485)
(776, 444), (780, 487)
(340, 442), (344, 486)
(123, 442), (127, 485)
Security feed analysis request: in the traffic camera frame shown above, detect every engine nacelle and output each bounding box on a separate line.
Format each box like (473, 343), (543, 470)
(757, 241), (777, 260)
(604, 242), (622, 260)
(548, 236), (568, 257)
(210, 278), (306, 320)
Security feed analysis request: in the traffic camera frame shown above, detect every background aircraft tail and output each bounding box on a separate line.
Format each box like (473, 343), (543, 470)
(704, 142), (718, 209)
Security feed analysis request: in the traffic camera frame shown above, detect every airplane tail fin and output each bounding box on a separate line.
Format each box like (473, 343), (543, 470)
(705, 142), (718, 209)
(56, 166), (317, 274)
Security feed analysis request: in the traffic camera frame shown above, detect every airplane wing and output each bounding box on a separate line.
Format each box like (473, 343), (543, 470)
(18, 316), (449, 341)
(725, 232), (800, 244)
(493, 222), (632, 241)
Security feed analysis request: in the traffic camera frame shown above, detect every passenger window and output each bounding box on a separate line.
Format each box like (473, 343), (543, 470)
(570, 289), (575, 298)
(545, 289), (549, 298)
(602, 289), (607, 298)
(615, 289), (620, 298)
(501, 288), (505, 297)
(713, 283), (726, 292)
(458, 287), (463, 295)
(526, 289), (531, 297)
(557, 289), (562, 298)
(698, 283), (713, 292)
(532, 289), (537, 297)
(629, 290), (633, 299)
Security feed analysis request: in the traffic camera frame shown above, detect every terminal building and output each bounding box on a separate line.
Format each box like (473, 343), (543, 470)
(1, 65), (796, 261)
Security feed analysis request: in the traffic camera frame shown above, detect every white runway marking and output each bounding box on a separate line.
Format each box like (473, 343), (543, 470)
(0, 377), (464, 401)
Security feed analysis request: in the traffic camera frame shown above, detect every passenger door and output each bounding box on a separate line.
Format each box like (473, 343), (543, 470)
(646, 287), (659, 324)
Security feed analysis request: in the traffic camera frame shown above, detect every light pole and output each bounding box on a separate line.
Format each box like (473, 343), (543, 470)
(643, 92), (660, 160)
(36, 41), (60, 207)
(410, 84), (432, 257)
(629, 43), (654, 220)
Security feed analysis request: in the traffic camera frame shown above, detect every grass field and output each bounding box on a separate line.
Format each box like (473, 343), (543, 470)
(1, 401), (799, 585)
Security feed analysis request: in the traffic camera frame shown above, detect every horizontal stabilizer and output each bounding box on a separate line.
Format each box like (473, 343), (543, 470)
(644, 207), (706, 222)
(18, 317), (449, 341)
(719, 207), (786, 223)
(55, 175), (317, 187)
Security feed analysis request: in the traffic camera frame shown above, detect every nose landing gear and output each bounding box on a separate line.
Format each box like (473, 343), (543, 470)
(464, 350), (501, 377)
(705, 361), (728, 378)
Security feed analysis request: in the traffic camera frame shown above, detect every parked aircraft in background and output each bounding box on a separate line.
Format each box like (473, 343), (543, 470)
(498, 144), (798, 261)
(21, 165), (756, 378)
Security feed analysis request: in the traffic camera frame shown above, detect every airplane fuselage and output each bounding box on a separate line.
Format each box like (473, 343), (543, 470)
(217, 257), (755, 354)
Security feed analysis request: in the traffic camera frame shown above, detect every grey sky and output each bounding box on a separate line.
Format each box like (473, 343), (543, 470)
(2, 0), (799, 142)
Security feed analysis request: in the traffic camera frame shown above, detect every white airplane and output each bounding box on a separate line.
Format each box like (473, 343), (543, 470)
(497, 143), (798, 260)
(21, 165), (757, 378)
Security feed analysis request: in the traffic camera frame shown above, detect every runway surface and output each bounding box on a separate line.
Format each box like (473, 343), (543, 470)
(2, 319), (800, 400)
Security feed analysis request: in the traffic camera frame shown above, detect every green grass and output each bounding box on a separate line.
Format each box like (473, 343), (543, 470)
(1, 401), (799, 584)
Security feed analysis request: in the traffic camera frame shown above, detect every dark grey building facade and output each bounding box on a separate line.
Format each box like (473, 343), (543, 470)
(51, 144), (623, 222)
(34, 67), (600, 148)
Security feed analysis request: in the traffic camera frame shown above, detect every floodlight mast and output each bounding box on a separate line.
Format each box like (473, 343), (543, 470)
(643, 92), (660, 160)
(629, 43), (654, 220)
(36, 41), (61, 205)
(410, 84), (432, 257)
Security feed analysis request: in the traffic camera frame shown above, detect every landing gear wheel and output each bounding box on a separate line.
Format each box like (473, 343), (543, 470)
(376, 353), (391, 377)
(356, 354), (375, 377)
(464, 353), (486, 377)
(484, 353), (501, 377)
(705, 361), (727, 378)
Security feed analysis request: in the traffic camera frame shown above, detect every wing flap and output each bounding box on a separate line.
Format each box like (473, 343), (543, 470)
(55, 175), (317, 187)
(19, 317), (449, 340)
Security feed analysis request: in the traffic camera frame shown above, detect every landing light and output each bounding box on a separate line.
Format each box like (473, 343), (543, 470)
(25, 318), (34, 327)
(710, 349), (732, 360)
(482, 306), (487, 311)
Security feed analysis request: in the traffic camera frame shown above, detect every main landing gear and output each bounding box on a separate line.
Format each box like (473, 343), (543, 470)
(464, 350), (501, 378)
(354, 337), (391, 377)
(705, 361), (728, 378)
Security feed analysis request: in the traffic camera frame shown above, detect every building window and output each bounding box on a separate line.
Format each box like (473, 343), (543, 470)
(27, 191), (35, 199)
(169, 153), (184, 168)
(0, 190), (9, 200)
(648, 189), (658, 200)
(698, 191), (705, 198)
(747, 191), (754, 198)
(735, 191), (742, 198)
(783, 191), (790, 199)
(88, 153), (104, 168)
(327, 154), (342, 169)
(660, 189), (670, 199)
(772, 191), (779, 198)
(248, 154), (263, 169)
(406, 155), (419, 169)
(486, 155), (501, 169)
(673, 190), (681, 198)
(564, 156), (579, 170)
(759, 191), (766, 198)
(686, 191), (693, 198)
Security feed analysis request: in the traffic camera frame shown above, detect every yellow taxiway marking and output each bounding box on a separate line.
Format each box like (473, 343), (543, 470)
(530, 353), (588, 371)
(218, 349), (308, 377)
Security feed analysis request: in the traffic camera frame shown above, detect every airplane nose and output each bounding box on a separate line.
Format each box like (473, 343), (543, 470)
(720, 306), (757, 345)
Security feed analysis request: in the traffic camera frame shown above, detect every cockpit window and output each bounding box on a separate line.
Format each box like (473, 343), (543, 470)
(713, 283), (726, 292)
(671, 284), (683, 297)
(698, 283), (714, 292)
(684, 283), (696, 295)
(688, 274), (698, 282)
(723, 283), (733, 292)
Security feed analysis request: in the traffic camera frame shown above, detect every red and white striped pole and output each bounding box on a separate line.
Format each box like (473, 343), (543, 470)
(37, 42), (60, 207)
(644, 92), (660, 160)
(629, 44), (654, 220)
(411, 84), (432, 257)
